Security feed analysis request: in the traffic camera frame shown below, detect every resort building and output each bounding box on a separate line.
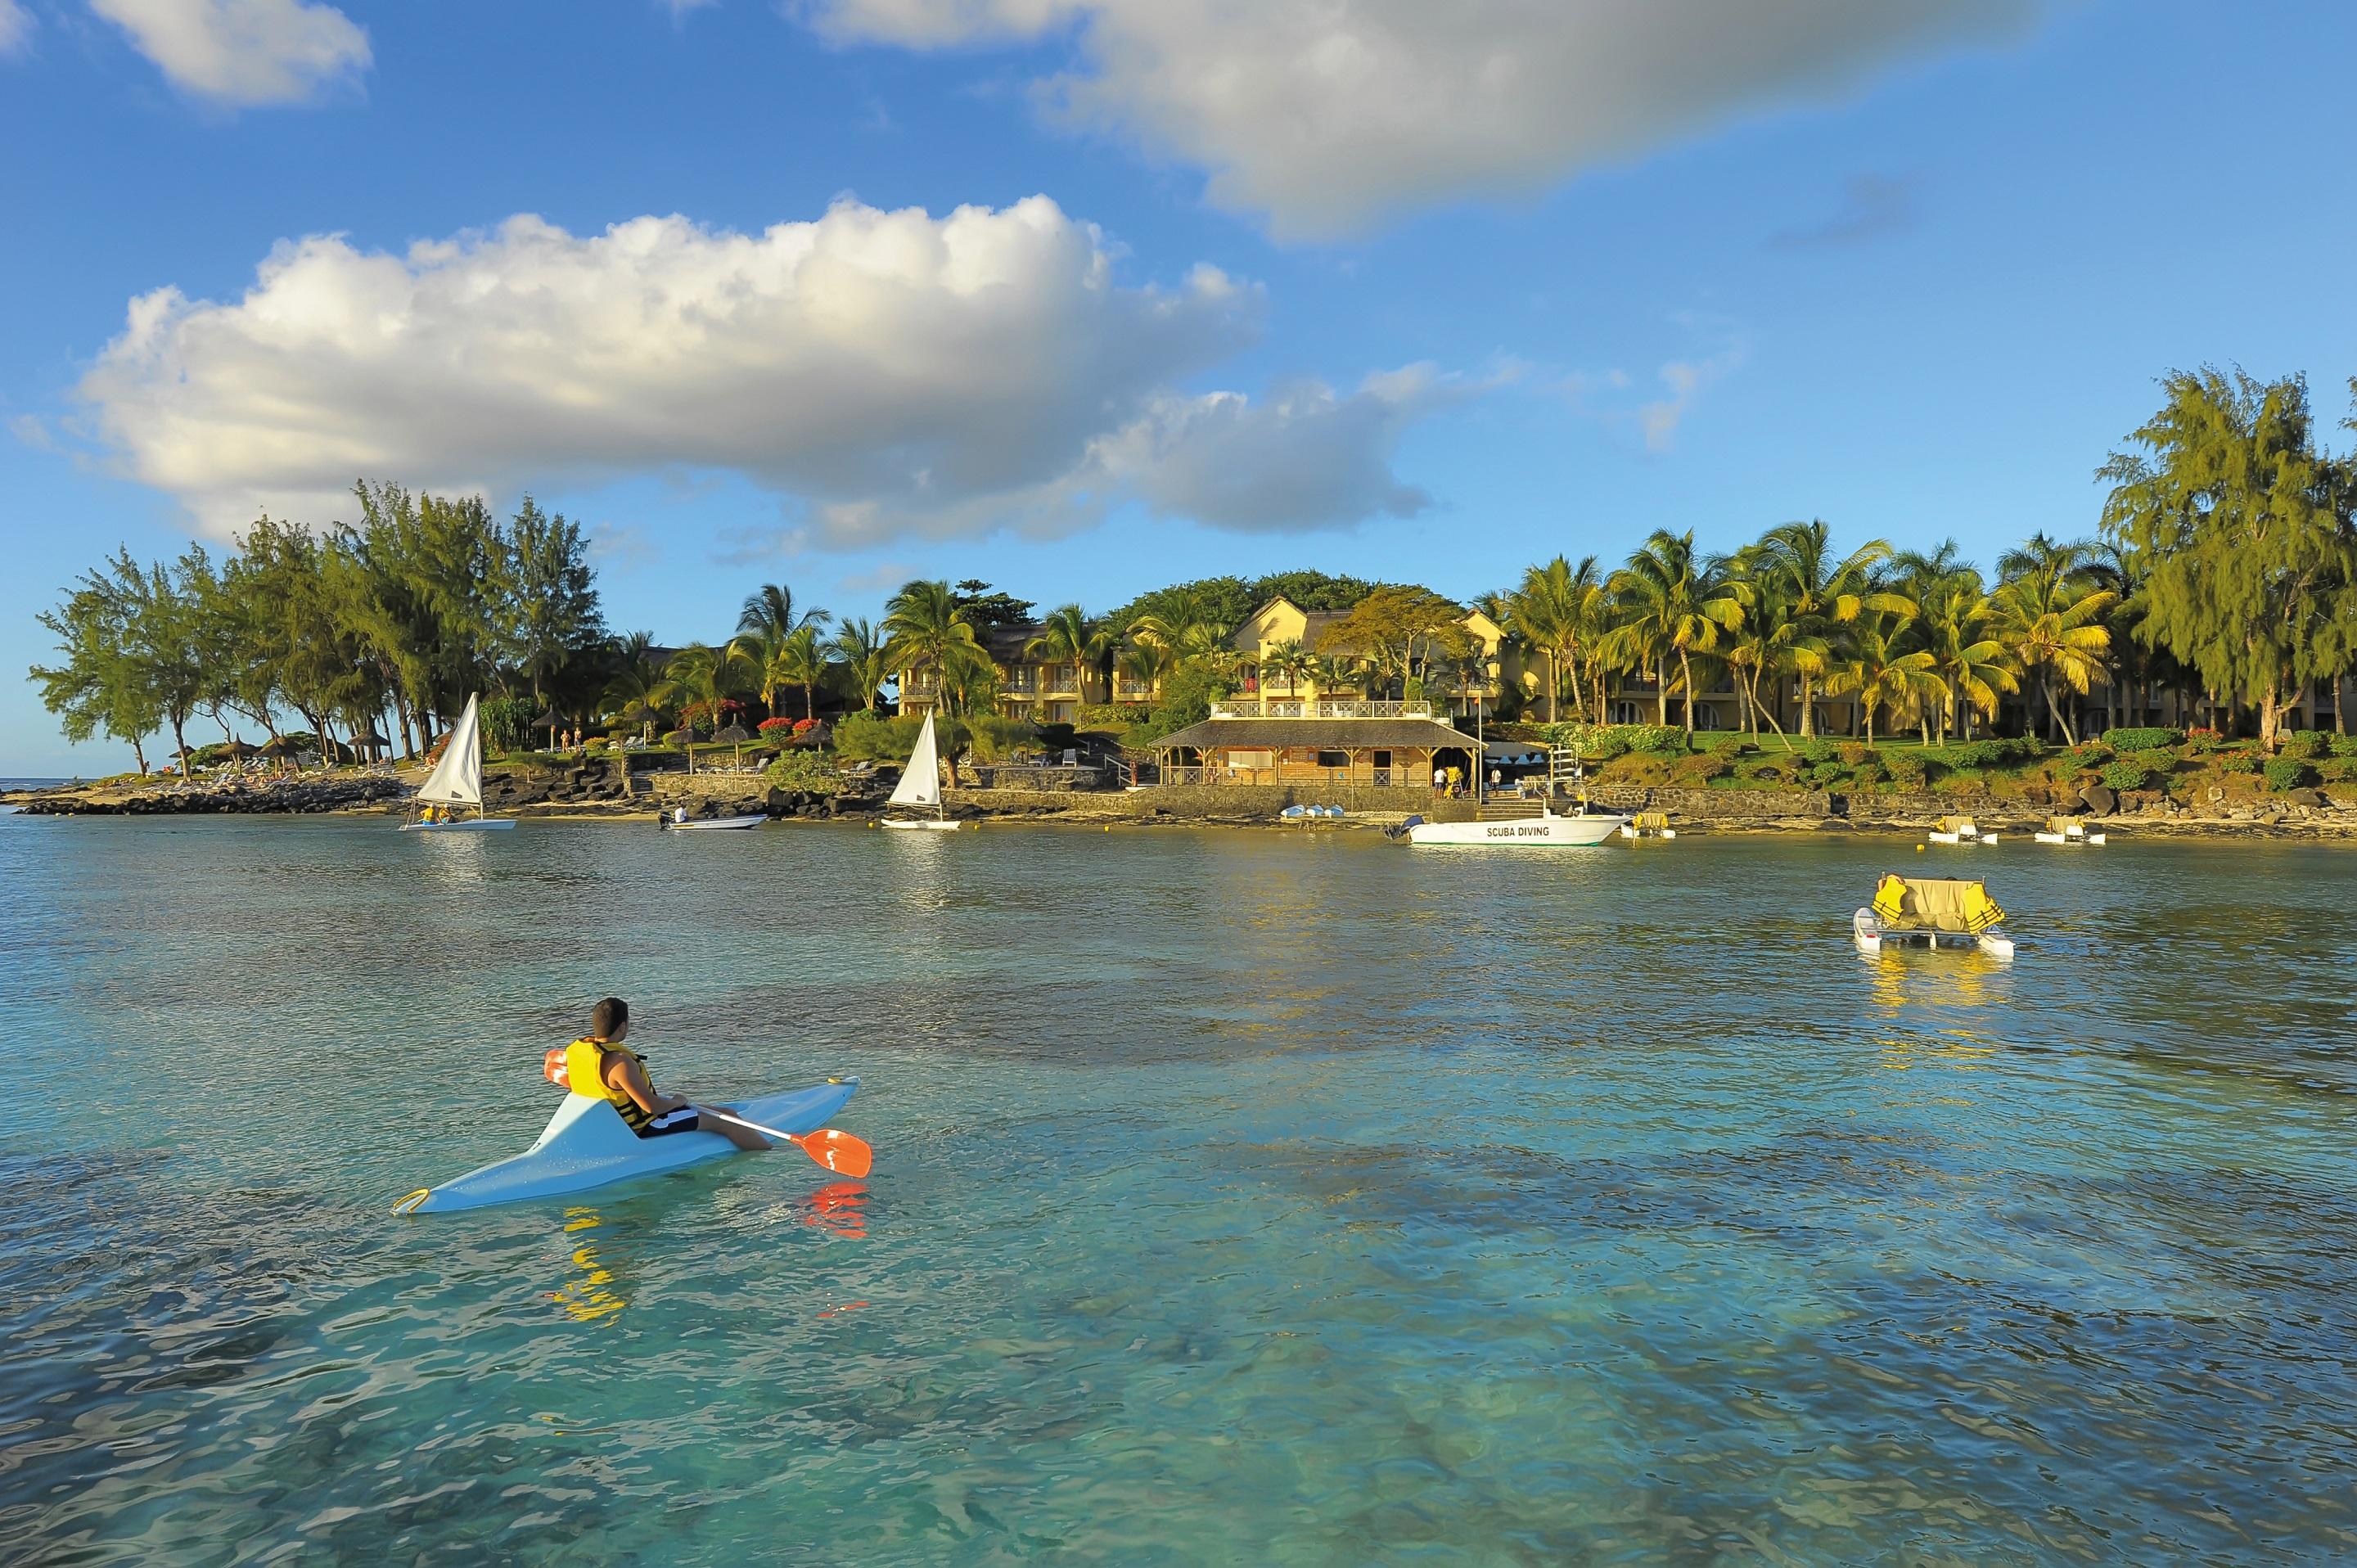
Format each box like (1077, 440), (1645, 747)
(1149, 697), (1485, 790)
(1227, 596), (1524, 716)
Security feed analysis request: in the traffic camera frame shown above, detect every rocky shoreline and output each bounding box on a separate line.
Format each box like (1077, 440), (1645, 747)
(7, 769), (2355, 839)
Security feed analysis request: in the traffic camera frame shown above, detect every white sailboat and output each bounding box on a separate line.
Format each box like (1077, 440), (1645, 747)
(399, 694), (516, 831)
(880, 711), (965, 831)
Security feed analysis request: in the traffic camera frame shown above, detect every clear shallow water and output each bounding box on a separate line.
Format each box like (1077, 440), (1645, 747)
(3, 816), (2355, 1565)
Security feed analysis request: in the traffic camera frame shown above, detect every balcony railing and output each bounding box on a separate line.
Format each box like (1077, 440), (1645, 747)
(1208, 699), (1434, 719)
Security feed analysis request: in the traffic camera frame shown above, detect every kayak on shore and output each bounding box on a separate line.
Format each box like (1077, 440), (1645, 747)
(394, 1077), (859, 1214)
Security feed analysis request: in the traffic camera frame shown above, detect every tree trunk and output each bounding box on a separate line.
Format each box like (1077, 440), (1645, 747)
(804, 682), (816, 721)
(2259, 686), (2282, 752)
(1679, 650), (1697, 735)
(1548, 651), (1560, 723)
(131, 736), (148, 773)
(1654, 666), (1668, 727)
(1798, 674), (1817, 737)
(170, 714), (191, 776)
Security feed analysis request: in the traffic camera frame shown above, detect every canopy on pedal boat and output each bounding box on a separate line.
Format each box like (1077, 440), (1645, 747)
(1871, 874), (2006, 933)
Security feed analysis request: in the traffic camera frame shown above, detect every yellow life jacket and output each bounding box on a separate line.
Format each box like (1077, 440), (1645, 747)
(565, 1037), (652, 1131)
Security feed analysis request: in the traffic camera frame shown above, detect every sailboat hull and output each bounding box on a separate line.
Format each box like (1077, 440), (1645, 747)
(400, 818), (516, 831)
(881, 817), (964, 831)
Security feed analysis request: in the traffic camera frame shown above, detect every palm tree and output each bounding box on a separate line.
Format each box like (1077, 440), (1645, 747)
(1024, 604), (1110, 705)
(737, 583), (831, 642)
(724, 626), (791, 718)
(1506, 554), (1598, 723)
(831, 618), (890, 712)
(1603, 529), (1738, 732)
(1719, 547), (1809, 745)
(1129, 588), (1236, 658)
(1993, 537), (2115, 743)
(1758, 520), (1899, 737)
(1116, 640), (1177, 702)
(1259, 638), (1317, 700)
(777, 624), (831, 720)
(1916, 587), (2018, 742)
(882, 579), (987, 715)
(1823, 611), (1946, 745)
(651, 642), (744, 731)
(602, 631), (661, 710)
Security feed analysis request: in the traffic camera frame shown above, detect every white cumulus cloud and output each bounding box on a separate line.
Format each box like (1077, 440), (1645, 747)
(0, 0), (35, 56)
(92, 0), (371, 106)
(79, 196), (1456, 546)
(799, 0), (2031, 238)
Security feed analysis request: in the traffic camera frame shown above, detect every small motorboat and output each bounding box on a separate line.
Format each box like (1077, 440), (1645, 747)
(1925, 815), (1996, 846)
(2033, 816), (2105, 846)
(661, 811), (766, 831)
(1404, 802), (1627, 846)
(1852, 872), (2015, 960)
(1618, 811), (1677, 840)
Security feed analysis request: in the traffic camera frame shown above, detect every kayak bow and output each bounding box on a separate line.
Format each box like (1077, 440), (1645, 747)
(394, 1077), (859, 1214)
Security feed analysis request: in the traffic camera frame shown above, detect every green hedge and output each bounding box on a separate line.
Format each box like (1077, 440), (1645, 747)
(2279, 730), (2329, 760)
(2263, 757), (2318, 792)
(1530, 722), (1687, 758)
(2320, 757), (2357, 782)
(1931, 736), (2037, 769)
(2332, 733), (2357, 759)
(2101, 727), (2183, 751)
(2099, 759), (2156, 792)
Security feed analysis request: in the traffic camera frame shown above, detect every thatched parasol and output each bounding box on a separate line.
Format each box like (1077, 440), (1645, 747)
(259, 735), (300, 757)
(666, 727), (699, 774)
(712, 723), (751, 768)
(217, 739), (258, 760)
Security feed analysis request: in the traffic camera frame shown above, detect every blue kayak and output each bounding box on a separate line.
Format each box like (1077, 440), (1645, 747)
(395, 1078), (859, 1214)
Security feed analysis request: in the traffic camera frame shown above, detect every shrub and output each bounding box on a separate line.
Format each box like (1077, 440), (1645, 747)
(1671, 754), (1730, 785)
(2071, 741), (2115, 768)
(1626, 723), (1689, 755)
(1886, 754), (1929, 790)
(2279, 730), (2328, 760)
(1836, 741), (1873, 767)
(1529, 722), (1684, 759)
(832, 711), (928, 764)
(1799, 738), (1837, 767)
(2217, 753), (2262, 775)
(2319, 756), (2357, 782)
(1934, 737), (2035, 770)
(2099, 759), (2156, 792)
(764, 748), (840, 795)
(1848, 758), (1886, 786)
(1805, 761), (1846, 787)
(2126, 748), (2176, 779)
(1709, 732), (1753, 758)
(2263, 757), (2317, 792)
(757, 717), (795, 736)
(2102, 727), (2183, 752)
(480, 693), (540, 753)
(2331, 732), (2357, 759)
(2185, 728), (2225, 754)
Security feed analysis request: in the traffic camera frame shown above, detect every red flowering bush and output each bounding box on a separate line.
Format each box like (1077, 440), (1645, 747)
(792, 719), (818, 734)
(758, 717), (794, 735)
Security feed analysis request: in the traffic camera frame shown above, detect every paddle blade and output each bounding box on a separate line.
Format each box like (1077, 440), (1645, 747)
(792, 1128), (873, 1178)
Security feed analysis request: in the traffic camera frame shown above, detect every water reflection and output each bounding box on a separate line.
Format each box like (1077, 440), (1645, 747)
(549, 1207), (630, 1322)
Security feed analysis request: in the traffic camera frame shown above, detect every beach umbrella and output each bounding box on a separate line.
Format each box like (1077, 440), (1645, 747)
(666, 727), (698, 774)
(218, 739), (258, 760)
(713, 723), (751, 768)
(259, 735), (299, 757)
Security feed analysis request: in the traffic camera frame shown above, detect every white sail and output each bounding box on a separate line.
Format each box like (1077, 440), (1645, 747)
(888, 712), (942, 808)
(417, 693), (484, 804)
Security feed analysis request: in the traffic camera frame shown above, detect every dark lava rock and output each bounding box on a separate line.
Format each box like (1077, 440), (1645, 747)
(2081, 784), (2116, 816)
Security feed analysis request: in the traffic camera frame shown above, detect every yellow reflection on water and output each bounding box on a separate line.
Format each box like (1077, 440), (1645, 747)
(1861, 951), (2006, 1019)
(550, 1206), (630, 1323)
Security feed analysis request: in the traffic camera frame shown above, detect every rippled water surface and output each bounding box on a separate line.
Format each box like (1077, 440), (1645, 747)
(5, 815), (2355, 1564)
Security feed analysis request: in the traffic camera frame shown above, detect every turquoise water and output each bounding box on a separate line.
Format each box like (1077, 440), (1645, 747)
(4, 816), (2355, 1564)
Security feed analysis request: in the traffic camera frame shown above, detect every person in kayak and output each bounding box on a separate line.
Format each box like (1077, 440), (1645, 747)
(564, 998), (768, 1150)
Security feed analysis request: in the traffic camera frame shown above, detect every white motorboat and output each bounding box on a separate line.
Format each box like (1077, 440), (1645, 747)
(399, 695), (516, 831)
(661, 811), (766, 831)
(1402, 804), (1627, 846)
(2033, 816), (2105, 845)
(1618, 811), (1677, 840)
(1852, 873), (2015, 960)
(1925, 816), (1996, 845)
(880, 712), (967, 831)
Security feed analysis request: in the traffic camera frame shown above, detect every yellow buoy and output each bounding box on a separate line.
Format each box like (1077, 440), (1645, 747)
(1916, 843), (1926, 852)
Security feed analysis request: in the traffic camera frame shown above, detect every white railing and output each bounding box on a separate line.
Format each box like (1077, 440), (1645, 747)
(1209, 699), (1434, 719)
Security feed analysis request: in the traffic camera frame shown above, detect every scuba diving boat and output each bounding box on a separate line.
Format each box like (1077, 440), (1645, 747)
(399, 695), (515, 831)
(1852, 873), (2014, 959)
(1401, 802), (1627, 846)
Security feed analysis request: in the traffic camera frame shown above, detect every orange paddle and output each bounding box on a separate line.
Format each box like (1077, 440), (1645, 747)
(704, 1109), (875, 1178)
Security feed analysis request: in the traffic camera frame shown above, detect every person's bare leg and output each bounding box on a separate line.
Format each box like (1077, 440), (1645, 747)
(698, 1108), (770, 1151)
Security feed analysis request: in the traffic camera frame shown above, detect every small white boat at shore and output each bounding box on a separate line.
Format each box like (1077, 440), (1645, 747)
(1618, 811), (1676, 840)
(881, 713), (967, 831)
(661, 811), (766, 831)
(1926, 815), (1996, 845)
(2033, 816), (2105, 845)
(399, 695), (516, 831)
(1402, 803), (1627, 847)
(1853, 873), (2014, 959)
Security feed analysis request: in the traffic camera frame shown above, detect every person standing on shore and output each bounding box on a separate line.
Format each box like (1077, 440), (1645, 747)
(562, 998), (768, 1151)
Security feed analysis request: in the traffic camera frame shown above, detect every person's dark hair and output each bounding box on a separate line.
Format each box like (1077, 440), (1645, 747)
(590, 997), (629, 1039)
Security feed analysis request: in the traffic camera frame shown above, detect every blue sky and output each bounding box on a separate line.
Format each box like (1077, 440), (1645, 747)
(6, 0), (2355, 775)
